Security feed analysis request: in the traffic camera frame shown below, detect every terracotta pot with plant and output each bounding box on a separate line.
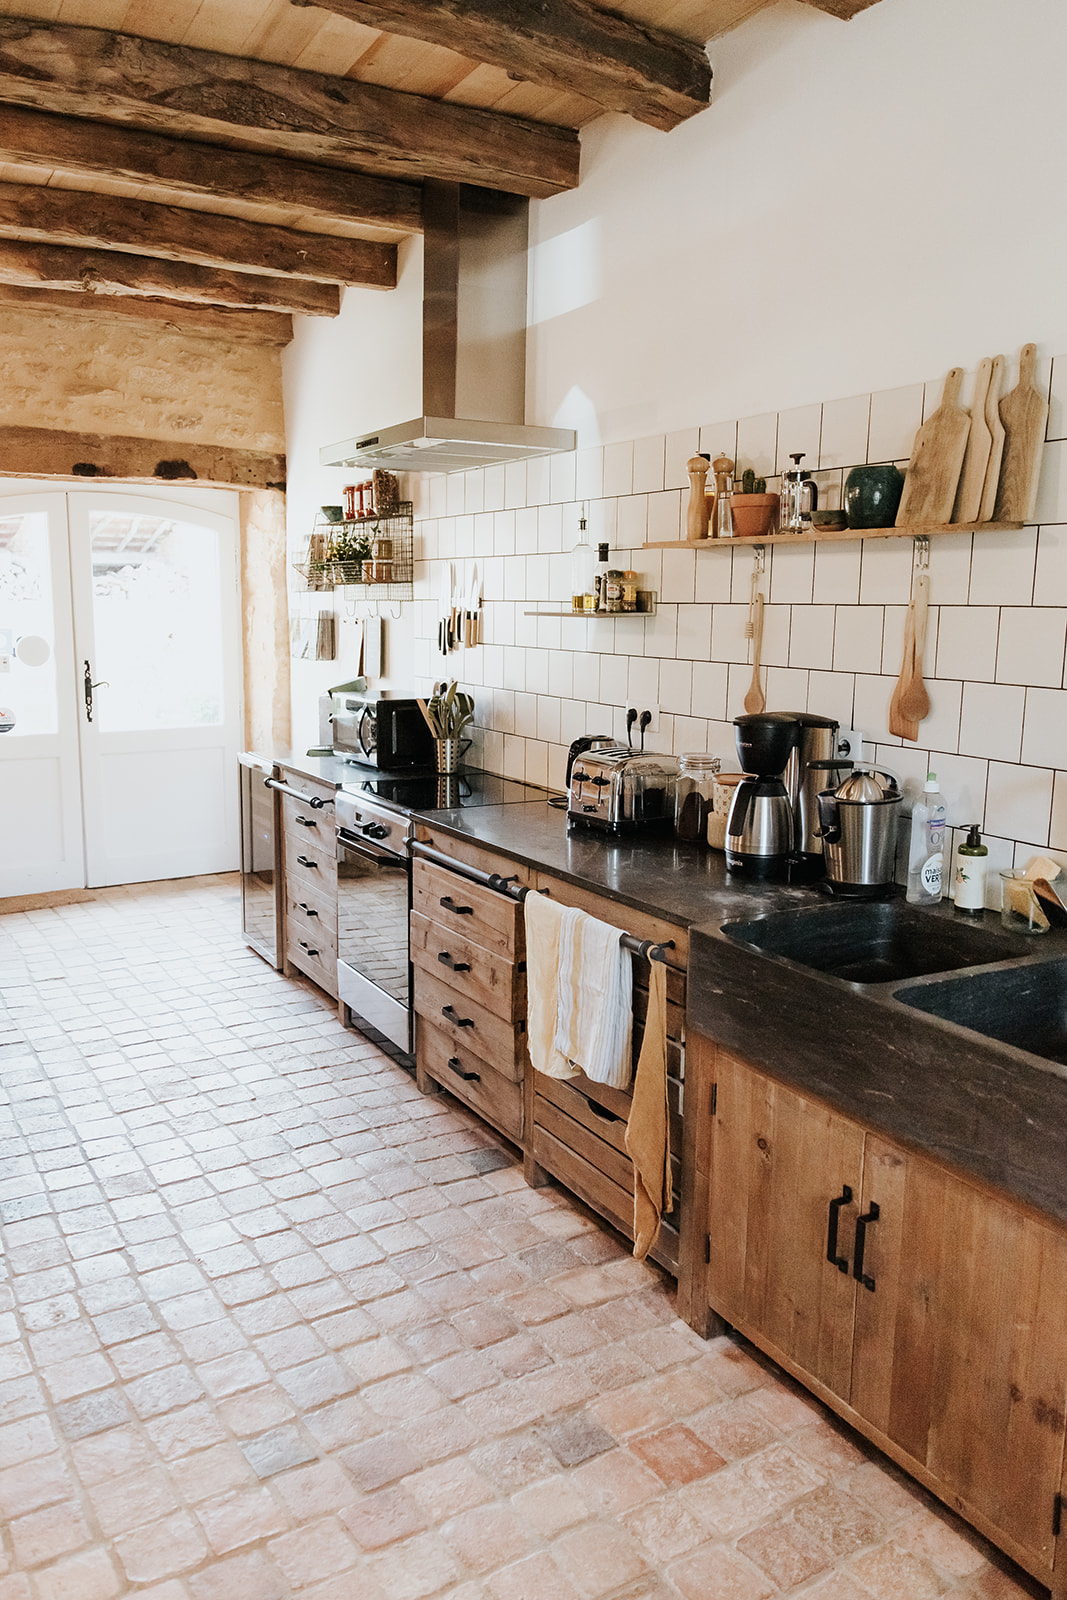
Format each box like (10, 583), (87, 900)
(731, 468), (779, 538)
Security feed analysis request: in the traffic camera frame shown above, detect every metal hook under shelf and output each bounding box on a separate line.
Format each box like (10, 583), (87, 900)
(913, 534), (930, 573)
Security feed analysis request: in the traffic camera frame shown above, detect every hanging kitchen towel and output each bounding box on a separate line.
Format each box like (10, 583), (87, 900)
(624, 958), (670, 1261)
(554, 904), (633, 1089)
(524, 891), (579, 1079)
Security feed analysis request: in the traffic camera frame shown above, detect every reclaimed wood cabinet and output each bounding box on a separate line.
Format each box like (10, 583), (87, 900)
(687, 1034), (1067, 1587)
(279, 771), (338, 999)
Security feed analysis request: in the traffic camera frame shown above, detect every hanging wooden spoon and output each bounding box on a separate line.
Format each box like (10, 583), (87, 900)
(743, 592), (765, 713)
(888, 593), (918, 741)
(898, 572), (931, 729)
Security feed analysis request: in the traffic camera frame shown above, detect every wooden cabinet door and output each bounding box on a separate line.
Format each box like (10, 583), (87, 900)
(707, 1050), (864, 1399)
(852, 1140), (1067, 1574)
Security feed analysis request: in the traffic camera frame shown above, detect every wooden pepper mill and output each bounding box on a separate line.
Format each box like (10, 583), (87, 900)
(712, 453), (735, 537)
(685, 454), (711, 542)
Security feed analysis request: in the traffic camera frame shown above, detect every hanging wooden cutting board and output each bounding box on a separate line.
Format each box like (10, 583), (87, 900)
(896, 367), (971, 526)
(979, 353), (1006, 522)
(994, 343), (1048, 522)
(952, 357), (993, 524)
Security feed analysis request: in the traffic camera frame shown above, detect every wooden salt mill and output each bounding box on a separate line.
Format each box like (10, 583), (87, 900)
(712, 453), (735, 537)
(686, 454), (711, 542)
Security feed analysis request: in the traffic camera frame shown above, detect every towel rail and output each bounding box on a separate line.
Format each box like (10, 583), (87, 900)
(410, 840), (676, 963)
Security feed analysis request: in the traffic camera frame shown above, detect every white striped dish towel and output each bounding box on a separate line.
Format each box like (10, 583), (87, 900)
(554, 903), (633, 1089)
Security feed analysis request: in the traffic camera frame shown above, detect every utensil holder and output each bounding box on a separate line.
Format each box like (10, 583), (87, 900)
(435, 738), (459, 775)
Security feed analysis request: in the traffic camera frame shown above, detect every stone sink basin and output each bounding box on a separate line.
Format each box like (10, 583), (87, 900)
(896, 958), (1067, 1067)
(721, 897), (1025, 985)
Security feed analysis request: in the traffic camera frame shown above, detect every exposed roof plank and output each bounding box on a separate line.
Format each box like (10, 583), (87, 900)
(0, 180), (397, 285)
(796, 0), (883, 14)
(310, 0), (711, 131)
(0, 105), (422, 234)
(0, 18), (580, 197)
(0, 238), (341, 315)
(0, 282), (293, 344)
(0, 424), (286, 489)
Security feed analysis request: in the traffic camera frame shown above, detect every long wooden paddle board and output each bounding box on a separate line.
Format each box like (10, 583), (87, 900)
(994, 343), (1048, 522)
(896, 367), (971, 526)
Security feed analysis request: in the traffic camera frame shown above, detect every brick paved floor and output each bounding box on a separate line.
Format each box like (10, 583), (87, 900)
(0, 875), (1042, 1600)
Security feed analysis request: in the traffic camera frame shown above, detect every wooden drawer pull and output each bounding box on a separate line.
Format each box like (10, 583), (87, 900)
(297, 903), (319, 917)
(298, 940), (320, 957)
(296, 856), (319, 869)
(439, 895), (473, 915)
(447, 1056), (480, 1082)
(442, 1005), (474, 1029)
(437, 951), (471, 972)
(294, 815), (318, 828)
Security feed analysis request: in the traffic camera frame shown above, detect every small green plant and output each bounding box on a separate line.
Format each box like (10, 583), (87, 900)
(740, 467), (767, 495)
(328, 525), (372, 566)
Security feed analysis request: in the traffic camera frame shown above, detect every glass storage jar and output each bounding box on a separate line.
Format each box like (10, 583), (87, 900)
(674, 753), (721, 843)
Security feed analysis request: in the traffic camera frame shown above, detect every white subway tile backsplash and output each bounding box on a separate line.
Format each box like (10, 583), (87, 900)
(710, 603), (752, 665)
(525, 456), (551, 508)
(859, 539), (913, 606)
(812, 541), (862, 606)
(526, 649), (549, 695)
(694, 546), (734, 604)
(536, 695), (562, 745)
(1035, 527), (1067, 605)
(665, 429), (700, 490)
(867, 384), (923, 464)
(633, 435), (666, 494)
(504, 459), (527, 510)
(969, 527), (1037, 606)
(1050, 772), (1067, 851)
(996, 607), (1067, 688)
(935, 606), (999, 682)
(789, 605), (835, 671)
(819, 394), (870, 471)
(691, 660), (728, 722)
(647, 489), (682, 545)
(762, 666), (810, 711)
(1033, 437), (1067, 526)
(807, 670), (854, 728)
(959, 681), (1025, 762)
(776, 405), (822, 475)
(735, 412), (777, 480)
(698, 421), (737, 464)
(760, 604), (791, 669)
(537, 502), (564, 554)
(985, 761), (1053, 847)
(659, 658), (693, 716)
(852, 673), (899, 746)
(834, 607), (884, 675)
(514, 507), (538, 555)
(676, 604), (713, 661)
(1022, 687), (1067, 768)
(603, 440), (634, 497)
(768, 543), (815, 605)
(482, 465), (506, 513)
(550, 451), (577, 506)
(617, 493), (649, 549)
(575, 447), (604, 503)
(660, 548), (697, 605)
(627, 656), (660, 708)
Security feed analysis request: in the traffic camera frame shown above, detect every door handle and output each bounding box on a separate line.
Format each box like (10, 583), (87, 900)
(826, 1185), (853, 1273)
(294, 815), (318, 828)
(298, 941), (320, 957)
(853, 1201), (880, 1291)
(437, 951), (471, 972)
(439, 896), (473, 915)
(296, 904), (319, 917)
(82, 659), (109, 723)
(447, 1056), (480, 1082)
(296, 856), (319, 868)
(442, 1005), (474, 1029)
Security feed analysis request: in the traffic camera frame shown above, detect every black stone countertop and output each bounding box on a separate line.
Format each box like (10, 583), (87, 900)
(416, 797), (1067, 1229)
(274, 749), (360, 789)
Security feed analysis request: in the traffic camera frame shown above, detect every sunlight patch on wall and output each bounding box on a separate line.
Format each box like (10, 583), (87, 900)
(529, 221), (601, 326)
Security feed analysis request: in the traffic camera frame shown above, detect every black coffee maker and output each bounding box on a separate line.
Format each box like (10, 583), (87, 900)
(725, 713), (799, 879)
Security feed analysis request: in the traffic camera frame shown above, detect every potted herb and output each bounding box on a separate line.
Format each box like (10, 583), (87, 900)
(327, 523), (372, 583)
(731, 467), (780, 538)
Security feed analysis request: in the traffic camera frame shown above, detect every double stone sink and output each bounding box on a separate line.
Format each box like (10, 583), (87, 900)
(722, 898), (1067, 1070)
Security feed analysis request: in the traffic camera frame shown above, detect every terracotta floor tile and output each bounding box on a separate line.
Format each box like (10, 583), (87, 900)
(31, 1547), (123, 1600)
(114, 1509), (210, 1583)
(9, 1498), (93, 1566)
(484, 1552), (582, 1600)
(403, 1458), (497, 1522)
(670, 1543), (778, 1600)
(847, 1539), (948, 1598)
(552, 1519), (650, 1598)
(440, 1502), (534, 1573)
(738, 1485), (885, 1589)
(629, 1423), (727, 1487)
(341, 1485), (427, 1550)
(896, 1507), (991, 1579)
(196, 1483), (291, 1553)
(622, 1496), (710, 1562)
(366, 1529), (463, 1598)
(185, 1548), (286, 1600)
(689, 1396), (781, 1462)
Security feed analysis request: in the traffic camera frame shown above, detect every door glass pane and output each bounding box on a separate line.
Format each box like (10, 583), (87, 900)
(0, 510), (58, 736)
(89, 511), (225, 730)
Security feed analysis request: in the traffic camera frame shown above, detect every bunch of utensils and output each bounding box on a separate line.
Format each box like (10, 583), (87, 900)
(417, 680), (475, 741)
(889, 537), (931, 741)
(744, 548), (766, 713)
(438, 561), (483, 655)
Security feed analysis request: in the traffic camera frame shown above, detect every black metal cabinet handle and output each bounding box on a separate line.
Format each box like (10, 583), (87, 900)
(447, 1056), (480, 1082)
(826, 1185), (853, 1273)
(442, 1005), (474, 1029)
(297, 903), (319, 917)
(296, 856), (318, 869)
(437, 951), (471, 972)
(295, 815), (318, 828)
(439, 896), (473, 915)
(853, 1201), (880, 1291)
(298, 941), (320, 957)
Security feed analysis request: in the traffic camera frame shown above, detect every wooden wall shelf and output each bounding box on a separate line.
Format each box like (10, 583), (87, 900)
(643, 520), (1025, 552)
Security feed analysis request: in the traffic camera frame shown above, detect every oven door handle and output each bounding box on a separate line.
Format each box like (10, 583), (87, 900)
(337, 828), (404, 867)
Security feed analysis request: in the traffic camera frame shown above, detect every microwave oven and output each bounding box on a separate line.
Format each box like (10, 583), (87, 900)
(331, 695), (434, 770)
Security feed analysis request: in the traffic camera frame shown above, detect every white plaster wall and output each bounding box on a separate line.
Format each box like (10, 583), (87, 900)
(282, 237), (423, 749)
(527, 0), (1067, 443)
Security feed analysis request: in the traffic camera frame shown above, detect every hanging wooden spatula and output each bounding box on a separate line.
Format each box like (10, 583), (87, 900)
(888, 592), (918, 741)
(743, 593), (765, 713)
(898, 572), (931, 730)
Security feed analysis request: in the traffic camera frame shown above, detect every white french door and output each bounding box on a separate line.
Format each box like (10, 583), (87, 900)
(0, 488), (242, 894)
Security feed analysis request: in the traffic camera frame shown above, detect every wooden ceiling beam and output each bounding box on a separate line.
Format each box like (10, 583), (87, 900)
(0, 425), (286, 490)
(0, 283), (293, 345)
(312, 0), (711, 132)
(0, 105), (422, 235)
(0, 239), (341, 316)
(0, 181), (396, 286)
(0, 19), (579, 198)
(795, 0), (883, 15)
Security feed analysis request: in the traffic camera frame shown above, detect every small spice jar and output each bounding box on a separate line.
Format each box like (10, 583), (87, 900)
(605, 569), (624, 613)
(342, 484), (358, 519)
(622, 571), (639, 612)
(674, 754), (721, 843)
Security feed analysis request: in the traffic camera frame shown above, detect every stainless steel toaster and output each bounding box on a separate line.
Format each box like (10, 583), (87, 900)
(567, 748), (680, 833)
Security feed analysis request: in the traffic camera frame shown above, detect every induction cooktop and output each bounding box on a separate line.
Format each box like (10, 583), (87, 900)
(338, 764), (553, 814)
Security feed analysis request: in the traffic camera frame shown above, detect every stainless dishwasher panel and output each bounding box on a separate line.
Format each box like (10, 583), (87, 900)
(238, 753), (282, 967)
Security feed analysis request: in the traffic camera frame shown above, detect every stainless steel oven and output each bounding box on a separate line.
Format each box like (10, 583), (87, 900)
(334, 790), (413, 1053)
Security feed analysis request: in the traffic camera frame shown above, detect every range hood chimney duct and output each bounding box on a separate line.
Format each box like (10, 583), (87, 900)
(321, 180), (575, 474)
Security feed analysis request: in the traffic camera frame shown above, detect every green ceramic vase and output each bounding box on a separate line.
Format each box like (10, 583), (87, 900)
(843, 464), (905, 529)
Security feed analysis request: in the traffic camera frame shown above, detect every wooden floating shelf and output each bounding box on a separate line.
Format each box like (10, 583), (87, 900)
(643, 520), (1025, 551)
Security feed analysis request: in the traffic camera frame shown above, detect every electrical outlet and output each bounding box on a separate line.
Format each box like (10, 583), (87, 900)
(624, 703), (659, 734)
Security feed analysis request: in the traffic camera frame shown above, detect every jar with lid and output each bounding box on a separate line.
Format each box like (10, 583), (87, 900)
(605, 569), (624, 612)
(622, 571), (638, 612)
(674, 753), (721, 843)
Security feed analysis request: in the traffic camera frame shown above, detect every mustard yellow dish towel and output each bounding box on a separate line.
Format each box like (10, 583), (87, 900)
(624, 958), (670, 1260)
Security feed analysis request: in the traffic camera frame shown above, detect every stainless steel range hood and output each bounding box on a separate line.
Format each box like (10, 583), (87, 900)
(321, 183), (575, 475)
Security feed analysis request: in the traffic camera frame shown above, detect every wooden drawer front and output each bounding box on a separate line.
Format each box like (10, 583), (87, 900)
(419, 1021), (522, 1141)
(285, 892), (337, 964)
(286, 878), (337, 938)
(412, 859), (520, 958)
(277, 767), (336, 804)
(534, 872), (687, 970)
(282, 795), (333, 850)
(414, 964), (524, 1079)
(410, 911), (524, 1022)
(536, 1080), (632, 1190)
(413, 830), (535, 888)
(286, 931), (337, 998)
(284, 829), (337, 894)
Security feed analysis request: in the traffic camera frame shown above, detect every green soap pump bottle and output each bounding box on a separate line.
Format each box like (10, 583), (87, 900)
(953, 823), (988, 915)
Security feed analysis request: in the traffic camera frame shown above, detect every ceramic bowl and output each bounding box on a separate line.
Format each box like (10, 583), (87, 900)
(811, 510), (848, 532)
(320, 505), (345, 523)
